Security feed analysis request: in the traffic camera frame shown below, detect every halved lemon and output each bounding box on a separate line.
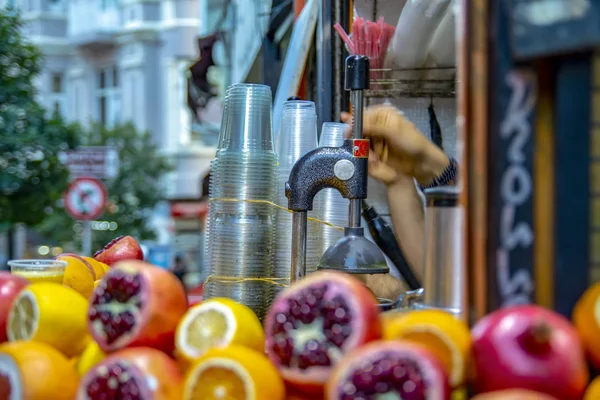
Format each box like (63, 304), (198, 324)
(383, 309), (471, 387)
(6, 282), (90, 358)
(183, 345), (284, 400)
(175, 298), (265, 362)
(75, 340), (105, 377)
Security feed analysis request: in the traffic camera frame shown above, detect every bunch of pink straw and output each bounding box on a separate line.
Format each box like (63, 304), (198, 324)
(334, 17), (396, 80)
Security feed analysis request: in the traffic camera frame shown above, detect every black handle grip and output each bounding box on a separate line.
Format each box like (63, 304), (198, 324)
(344, 55), (370, 91)
(362, 204), (422, 290)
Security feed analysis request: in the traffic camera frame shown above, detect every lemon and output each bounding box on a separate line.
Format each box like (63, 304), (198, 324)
(175, 298), (265, 362)
(183, 345), (284, 400)
(76, 340), (105, 376)
(7, 282), (90, 358)
(383, 309), (471, 387)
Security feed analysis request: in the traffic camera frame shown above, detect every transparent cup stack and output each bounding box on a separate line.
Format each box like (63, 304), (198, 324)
(274, 101), (322, 294)
(313, 122), (351, 256)
(203, 83), (278, 319)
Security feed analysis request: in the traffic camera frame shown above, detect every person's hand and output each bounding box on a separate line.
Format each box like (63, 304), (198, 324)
(341, 104), (450, 185)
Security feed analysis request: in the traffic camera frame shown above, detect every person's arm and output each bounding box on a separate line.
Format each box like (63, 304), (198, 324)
(356, 175), (424, 301)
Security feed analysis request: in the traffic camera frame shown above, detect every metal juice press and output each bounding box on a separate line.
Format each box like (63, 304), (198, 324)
(285, 55), (389, 283)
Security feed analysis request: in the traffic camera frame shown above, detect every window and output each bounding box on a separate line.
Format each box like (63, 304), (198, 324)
(51, 73), (63, 93)
(96, 66), (121, 127)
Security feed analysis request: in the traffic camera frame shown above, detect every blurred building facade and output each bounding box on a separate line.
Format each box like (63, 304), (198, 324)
(4, 0), (217, 199)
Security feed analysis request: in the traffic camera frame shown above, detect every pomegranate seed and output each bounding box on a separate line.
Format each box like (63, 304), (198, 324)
(85, 362), (143, 400)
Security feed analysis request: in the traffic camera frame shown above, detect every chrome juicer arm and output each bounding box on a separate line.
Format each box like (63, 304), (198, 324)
(286, 55), (388, 284)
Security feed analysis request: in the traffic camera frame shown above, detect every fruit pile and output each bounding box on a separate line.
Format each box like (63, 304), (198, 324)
(2, 237), (600, 400)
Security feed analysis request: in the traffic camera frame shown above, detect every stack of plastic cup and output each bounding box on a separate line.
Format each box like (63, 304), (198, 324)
(313, 122), (351, 257)
(203, 83), (278, 319)
(274, 101), (322, 293)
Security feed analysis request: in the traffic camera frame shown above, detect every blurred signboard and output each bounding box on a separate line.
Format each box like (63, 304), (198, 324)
(59, 146), (119, 179)
(508, 0), (600, 59)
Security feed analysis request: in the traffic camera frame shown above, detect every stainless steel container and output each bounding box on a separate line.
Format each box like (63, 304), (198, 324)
(421, 186), (465, 317)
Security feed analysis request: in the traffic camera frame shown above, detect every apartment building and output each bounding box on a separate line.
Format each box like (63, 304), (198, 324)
(5, 0), (217, 198)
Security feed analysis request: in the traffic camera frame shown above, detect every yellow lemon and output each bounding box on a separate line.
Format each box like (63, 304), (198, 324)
(75, 340), (106, 376)
(7, 282), (90, 358)
(183, 345), (284, 400)
(175, 298), (265, 363)
(58, 254), (96, 298)
(82, 256), (108, 279)
(383, 309), (471, 387)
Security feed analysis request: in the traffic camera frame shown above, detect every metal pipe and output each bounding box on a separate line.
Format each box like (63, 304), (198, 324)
(316, 0), (333, 134)
(348, 89), (365, 227)
(349, 199), (361, 227)
(290, 211), (308, 283)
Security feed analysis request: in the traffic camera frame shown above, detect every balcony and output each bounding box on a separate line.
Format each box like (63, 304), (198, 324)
(67, 0), (120, 49)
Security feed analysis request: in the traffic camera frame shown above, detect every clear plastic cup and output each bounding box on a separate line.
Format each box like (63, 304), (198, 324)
(9, 259), (67, 284)
(276, 101), (318, 171)
(319, 122), (349, 147)
(219, 84), (274, 152)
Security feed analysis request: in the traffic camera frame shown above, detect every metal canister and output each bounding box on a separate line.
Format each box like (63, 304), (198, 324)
(421, 186), (465, 318)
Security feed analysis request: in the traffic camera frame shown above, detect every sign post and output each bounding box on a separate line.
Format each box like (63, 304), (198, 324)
(59, 146), (119, 179)
(64, 177), (108, 256)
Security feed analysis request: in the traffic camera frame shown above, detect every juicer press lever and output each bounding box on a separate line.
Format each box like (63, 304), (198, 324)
(286, 55), (389, 284)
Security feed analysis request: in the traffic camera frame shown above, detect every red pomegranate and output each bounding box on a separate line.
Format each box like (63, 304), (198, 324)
(471, 305), (589, 400)
(470, 389), (559, 400)
(87, 260), (188, 353)
(264, 271), (381, 392)
(0, 273), (29, 343)
(94, 236), (144, 266)
(76, 347), (182, 400)
(326, 340), (450, 400)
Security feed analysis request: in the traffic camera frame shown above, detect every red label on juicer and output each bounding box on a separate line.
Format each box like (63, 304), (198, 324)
(352, 139), (370, 158)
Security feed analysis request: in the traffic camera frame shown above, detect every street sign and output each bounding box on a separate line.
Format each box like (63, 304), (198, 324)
(59, 146), (119, 179)
(64, 177), (108, 221)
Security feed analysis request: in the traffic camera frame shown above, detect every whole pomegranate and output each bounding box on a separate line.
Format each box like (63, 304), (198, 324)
(0, 273), (28, 342)
(326, 340), (450, 400)
(87, 260), (188, 353)
(470, 389), (559, 400)
(94, 236), (144, 266)
(76, 347), (182, 400)
(471, 305), (588, 400)
(264, 271), (381, 392)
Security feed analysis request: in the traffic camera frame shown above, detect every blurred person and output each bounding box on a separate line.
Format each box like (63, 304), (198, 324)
(341, 104), (458, 300)
(171, 254), (187, 284)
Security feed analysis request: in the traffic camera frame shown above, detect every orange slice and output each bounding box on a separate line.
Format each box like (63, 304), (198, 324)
(6, 282), (90, 358)
(58, 254), (96, 298)
(0, 340), (79, 400)
(383, 309), (471, 387)
(183, 345), (284, 400)
(573, 282), (600, 369)
(175, 298), (265, 363)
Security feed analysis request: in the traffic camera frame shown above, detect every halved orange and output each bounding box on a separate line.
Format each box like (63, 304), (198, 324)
(7, 282), (89, 358)
(183, 345), (284, 400)
(573, 282), (600, 369)
(584, 376), (600, 400)
(0, 340), (79, 400)
(175, 298), (265, 363)
(382, 309), (471, 387)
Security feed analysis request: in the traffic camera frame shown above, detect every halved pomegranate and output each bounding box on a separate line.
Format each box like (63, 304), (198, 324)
(0, 354), (21, 400)
(76, 347), (182, 400)
(88, 260), (188, 353)
(264, 271), (381, 392)
(94, 236), (144, 266)
(326, 340), (450, 400)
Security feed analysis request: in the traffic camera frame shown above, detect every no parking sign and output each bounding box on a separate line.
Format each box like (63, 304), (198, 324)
(64, 177), (108, 220)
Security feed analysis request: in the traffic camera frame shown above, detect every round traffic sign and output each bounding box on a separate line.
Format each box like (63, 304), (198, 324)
(64, 177), (108, 220)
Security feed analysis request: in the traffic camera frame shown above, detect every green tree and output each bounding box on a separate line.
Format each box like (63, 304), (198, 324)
(0, 8), (78, 228)
(37, 123), (172, 252)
